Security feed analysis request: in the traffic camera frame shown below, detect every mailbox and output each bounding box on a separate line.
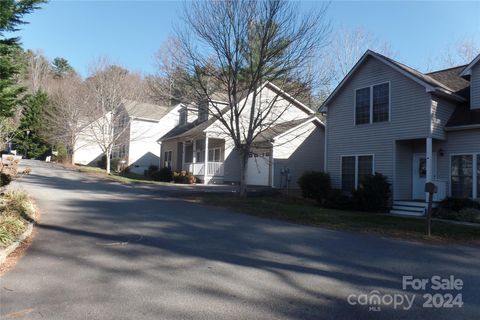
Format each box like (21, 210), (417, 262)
(425, 182), (437, 194)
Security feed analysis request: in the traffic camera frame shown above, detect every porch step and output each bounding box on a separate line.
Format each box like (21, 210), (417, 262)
(390, 200), (435, 217)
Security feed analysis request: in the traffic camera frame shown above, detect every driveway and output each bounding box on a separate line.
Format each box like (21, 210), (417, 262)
(1, 160), (479, 319)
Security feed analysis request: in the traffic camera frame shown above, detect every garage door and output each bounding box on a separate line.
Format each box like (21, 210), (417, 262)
(246, 151), (270, 186)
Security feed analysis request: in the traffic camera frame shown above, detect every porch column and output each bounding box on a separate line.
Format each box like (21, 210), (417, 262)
(182, 141), (186, 171)
(426, 137), (433, 201)
(204, 134), (209, 185)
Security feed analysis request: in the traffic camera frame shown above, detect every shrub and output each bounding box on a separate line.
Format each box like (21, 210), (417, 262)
(55, 144), (69, 163)
(439, 197), (480, 212)
(298, 171), (331, 204)
(0, 190), (35, 247)
(352, 173), (391, 212)
(324, 188), (353, 210)
(152, 167), (173, 182)
(173, 171), (196, 184)
(110, 157), (121, 172)
(0, 173), (12, 187)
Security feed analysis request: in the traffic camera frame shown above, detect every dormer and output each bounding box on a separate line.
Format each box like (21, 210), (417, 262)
(179, 107), (188, 126)
(198, 101), (208, 122)
(460, 53), (480, 110)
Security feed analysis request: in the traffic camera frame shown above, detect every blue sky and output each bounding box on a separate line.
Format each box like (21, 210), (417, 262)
(16, 1), (480, 76)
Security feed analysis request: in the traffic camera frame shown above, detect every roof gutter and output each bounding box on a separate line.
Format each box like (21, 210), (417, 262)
(444, 124), (480, 131)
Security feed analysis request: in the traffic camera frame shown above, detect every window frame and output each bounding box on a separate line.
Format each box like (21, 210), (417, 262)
(341, 154), (375, 190)
(208, 147), (222, 162)
(179, 108), (188, 126)
(354, 81), (391, 125)
(449, 153), (479, 199)
(164, 150), (173, 168)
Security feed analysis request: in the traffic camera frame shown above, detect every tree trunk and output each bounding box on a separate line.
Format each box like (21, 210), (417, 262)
(106, 150), (111, 174)
(238, 150), (249, 197)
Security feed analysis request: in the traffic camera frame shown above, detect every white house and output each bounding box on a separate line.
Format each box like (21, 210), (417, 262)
(159, 82), (325, 187)
(74, 101), (182, 174)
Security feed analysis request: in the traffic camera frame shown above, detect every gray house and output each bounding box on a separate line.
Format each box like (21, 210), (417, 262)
(322, 50), (480, 216)
(158, 82), (325, 188)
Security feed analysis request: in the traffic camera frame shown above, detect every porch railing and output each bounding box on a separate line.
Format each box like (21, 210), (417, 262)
(183, 162), (224, 176)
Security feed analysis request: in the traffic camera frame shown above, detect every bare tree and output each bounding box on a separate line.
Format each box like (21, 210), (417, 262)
(83, 58), (141, 174)
(147, 37), (191, 105)
(176, 0), (329, 196)
(24, 49), (50, 92)
(442, 38), (480, 68)
(319, 26), (394, 95)
(43, 74), (89, 164)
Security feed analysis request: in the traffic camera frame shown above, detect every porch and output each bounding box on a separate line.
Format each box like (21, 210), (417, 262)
(394, 137), (448, 216)
(180, 134), (225, 184)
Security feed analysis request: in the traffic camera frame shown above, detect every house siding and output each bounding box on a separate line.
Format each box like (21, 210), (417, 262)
(435, 129), (480, 196)
(326, 56), (431, 195)
(471, 64), (480, 110)
(273, 122), (324, 188)
(431, 95), (456, 140)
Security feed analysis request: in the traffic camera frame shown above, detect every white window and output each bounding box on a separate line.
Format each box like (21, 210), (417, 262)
(451, 154), (479, 199)
(208, 148), (221, 162)
(355, 82), (390, 125)
(341, 155), (374, 191)
(164, 151), (173, 168)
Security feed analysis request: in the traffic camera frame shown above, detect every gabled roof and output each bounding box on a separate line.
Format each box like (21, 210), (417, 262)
(159, 81), (314, 142)
(321, 50), (466, 109)
(123, 100), (173, 121)
(459, 53), (480, 77)
(426, 65), (470, 97)
(253, 115), (323, 143)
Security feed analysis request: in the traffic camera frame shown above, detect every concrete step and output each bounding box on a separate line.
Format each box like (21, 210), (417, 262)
(390, 209), (425, 217)
(392, 205), (425, 213)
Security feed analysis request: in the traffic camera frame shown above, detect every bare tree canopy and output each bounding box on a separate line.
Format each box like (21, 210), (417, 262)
(83, 58), (142, 174)
(176, 0), (330, 195)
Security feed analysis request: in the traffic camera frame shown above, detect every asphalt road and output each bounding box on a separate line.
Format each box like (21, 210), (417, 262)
(1, 160), (479, 319)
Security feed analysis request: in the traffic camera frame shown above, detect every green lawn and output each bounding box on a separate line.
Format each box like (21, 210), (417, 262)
(76, 166), (170, 185)
(187, 195), (480, 243)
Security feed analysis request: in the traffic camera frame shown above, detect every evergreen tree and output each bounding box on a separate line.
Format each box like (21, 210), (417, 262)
(0, 0), (46, 117)
(13, 90), (50, 159)
(51, 57), (74, 78)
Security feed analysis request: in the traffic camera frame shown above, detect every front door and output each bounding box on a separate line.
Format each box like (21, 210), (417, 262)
(412, 153), (436, 200)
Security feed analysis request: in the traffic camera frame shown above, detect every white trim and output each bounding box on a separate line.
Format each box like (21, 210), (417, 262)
(340, 154), (375, 190)
(459, 53), (480, 77)
(354, 81), (391, 126)
(164, 150), (173, 168)
(449, 153), (479, 200)
(274, 116), (324, 141)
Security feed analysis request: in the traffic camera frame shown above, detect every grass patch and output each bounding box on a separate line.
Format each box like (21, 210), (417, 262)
(188, 195), (480, 243)
(77, 166), (170, 185)
(0, 190), (35, 248)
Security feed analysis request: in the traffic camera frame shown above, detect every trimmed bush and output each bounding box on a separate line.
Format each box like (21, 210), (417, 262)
(352, 173), (391, 212)
(324, 189), (353, 210)
(439, 197), (480, 212)
(152, 167), (173, 182)
(298, 171), (331, 204)
(110, 157), (121, 172)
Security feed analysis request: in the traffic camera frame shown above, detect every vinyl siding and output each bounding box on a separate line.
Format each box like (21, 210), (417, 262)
(273, 122), (324, 188)
(431, 95), (456, 140)
(326, 56), (431, 195)
(435, 129), (480, 196)
(471, 64), (480, 110)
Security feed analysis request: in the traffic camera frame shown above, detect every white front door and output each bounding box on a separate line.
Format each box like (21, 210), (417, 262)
(412, 153), (437, 200)
(246, 151), (270, 186)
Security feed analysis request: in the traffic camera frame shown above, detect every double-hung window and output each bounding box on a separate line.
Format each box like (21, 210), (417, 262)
(208, 148), (221, 162)
(451, 154), (479, 199)
(342, 155), (374, 191)
(164, 151), (173, 168)
(355, 83), (390, 125)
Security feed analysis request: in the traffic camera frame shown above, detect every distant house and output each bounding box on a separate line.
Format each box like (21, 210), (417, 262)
(158, 82), (325, 187)
(322, 50), (480, 216)
(74, 101), (182, 174)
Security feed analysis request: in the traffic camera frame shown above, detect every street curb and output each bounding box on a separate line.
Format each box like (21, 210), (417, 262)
(0, 222), (34, 265)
